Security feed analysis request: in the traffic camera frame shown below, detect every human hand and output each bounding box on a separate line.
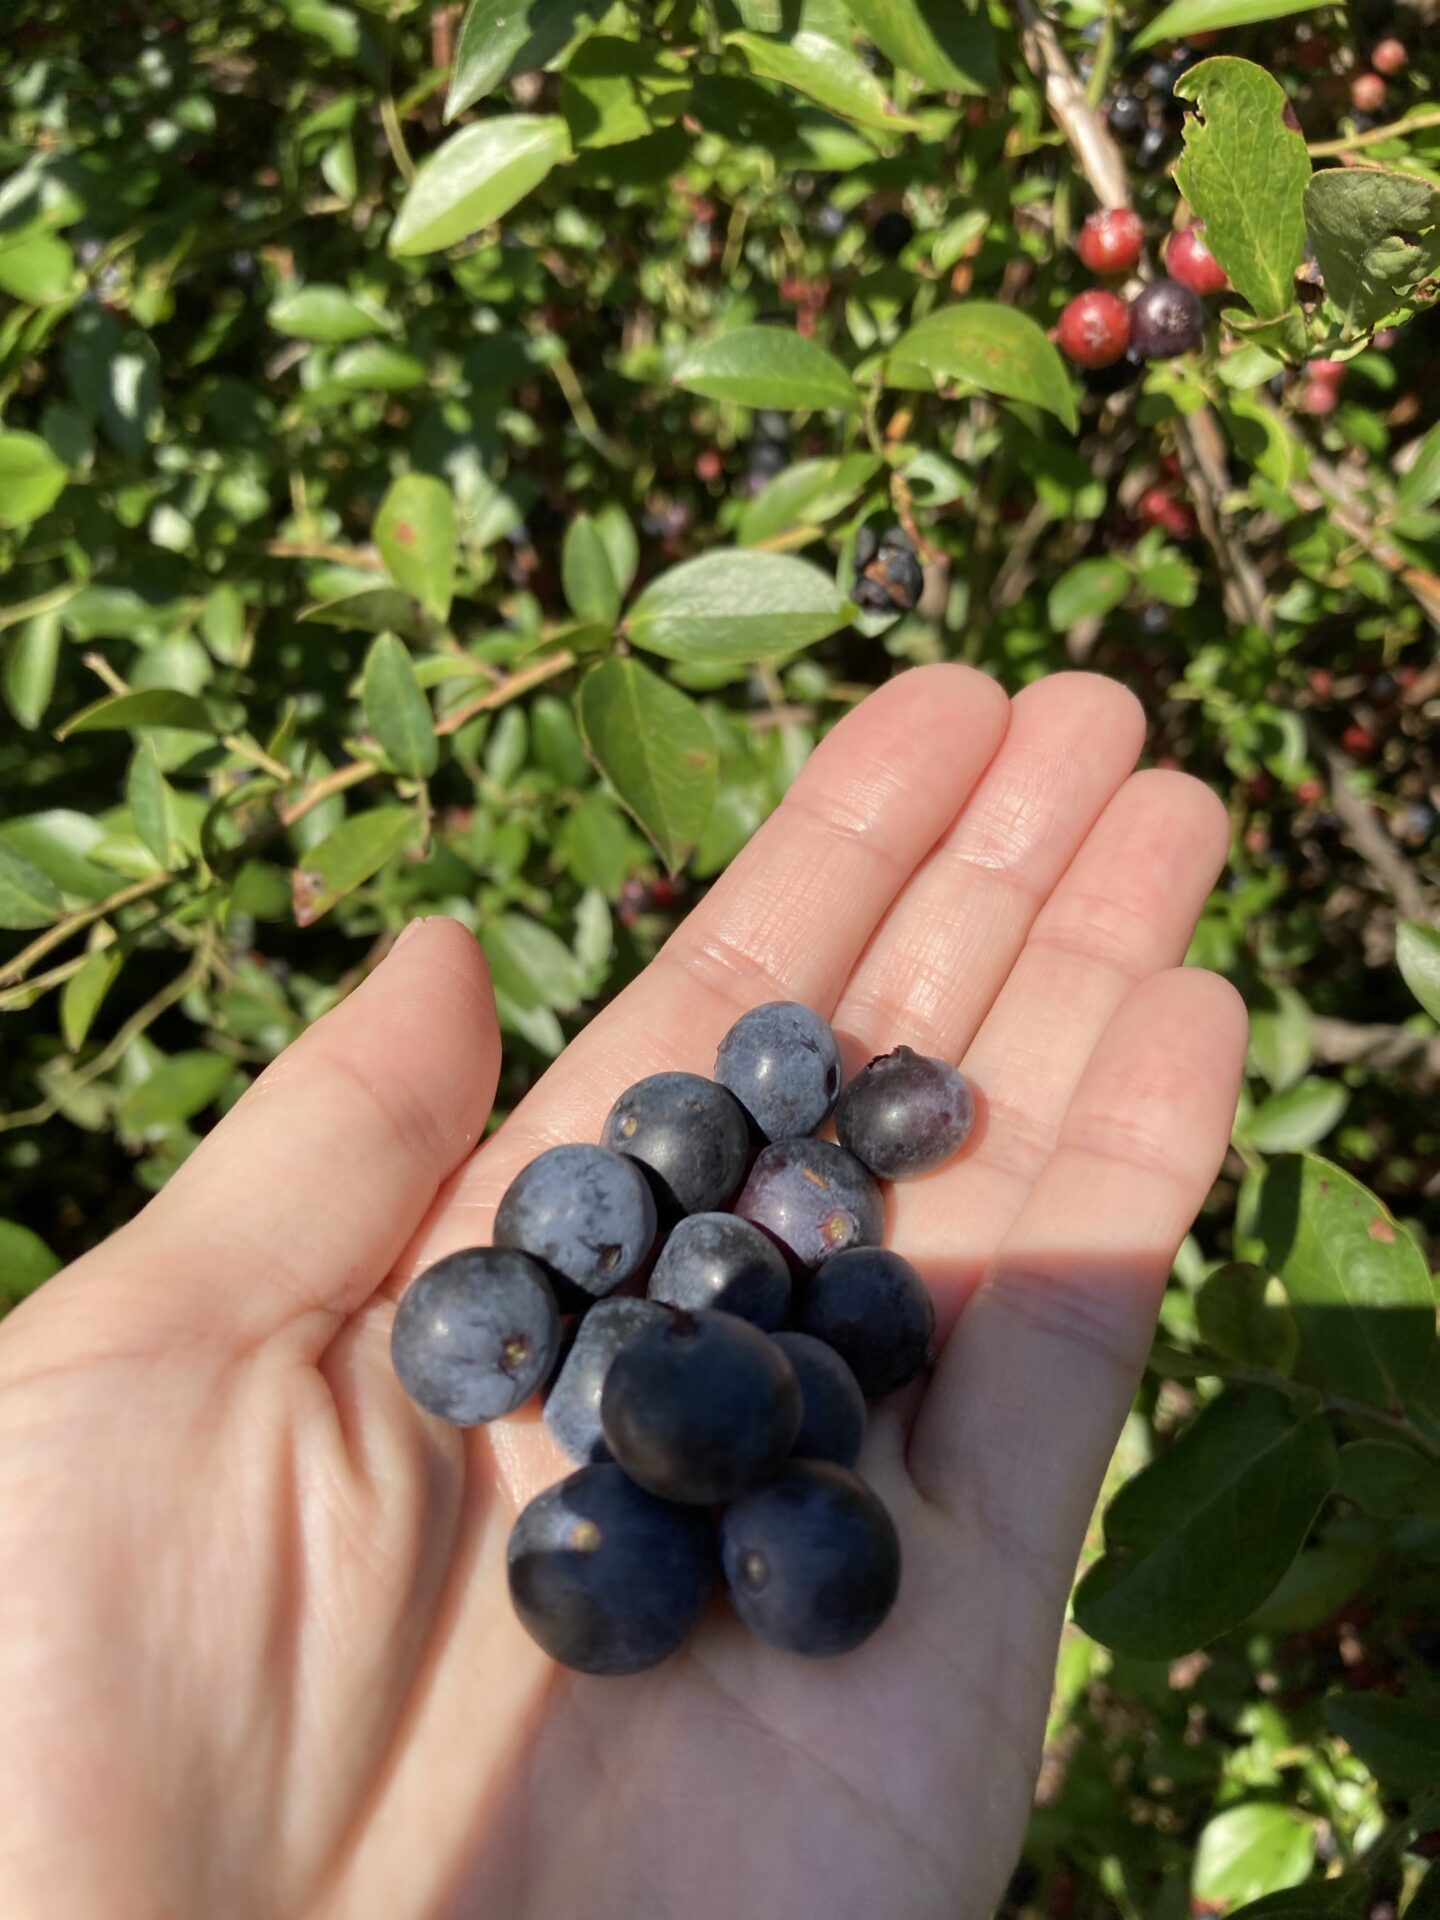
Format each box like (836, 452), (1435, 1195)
(0, 667), (1245, 1920)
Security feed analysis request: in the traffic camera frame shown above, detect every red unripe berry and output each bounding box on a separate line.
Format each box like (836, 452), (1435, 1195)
(694, 448), (723, 483)
(1309, 668), (1333, 696)
(1139, 485), (1198, 539)
(1056, 289), (1131, 368)
(1164, 224), (1228, 296)
(1294, 32), (1331, 70)
(1351, 71), (1387, 114)
(1341, 723), (1375, 756)
(1076, 207), (1144, 277)
(1372, 37), (1408, 75)
(1308, 358), (1345, 383)
(1296, 777), (1325, 804)
(1299, 380), (1339, 416)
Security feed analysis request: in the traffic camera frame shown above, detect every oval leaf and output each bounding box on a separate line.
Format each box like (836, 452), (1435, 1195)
(576, 656), (717, 872)
(268, 284), (396, 343)
(738, 452), (881, 547)
(1323, 1693), (1440, 1792)
(388, 116), (570, 257)
(119, 1050), (236, 1133)
(61, 943), (125, 1052)
(374, 472), (456, 621)
(841, 0), (997, 93)
(481, 912), (587, 1012)
(1073, 1388), (1338, 1658)
(4, 608), (62, 731)
(674, 327), (859, 414)
(0, 1218), (62, 1301)
(1134, 0), (1328, 52)
(730, 29), (920, 134)
(1047, 557), (1131, 632)
(1242, 1077), (1348, 1155)
(1193, 1803), (1316, 1907)
(1258, 1154), (1436, 1408)
(561, 514), (622, 627)
(1398, 919), (1440, 1021)
(887, 304), (1078, 431)
(57, 688), (215, 739)
(0, 429), (67, 529)
(0, 842), (64, 930)
(126, 738), (180, 868)
(1196, 1262), (1299, 1372)
(362, 632), (438, 779)
(625, 550), (851, 665)
(447, 0), (599, 120)
(291, 807), (421, 926)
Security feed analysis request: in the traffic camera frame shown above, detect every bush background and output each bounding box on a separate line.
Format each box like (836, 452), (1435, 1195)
(1, 1), (1438, 1912)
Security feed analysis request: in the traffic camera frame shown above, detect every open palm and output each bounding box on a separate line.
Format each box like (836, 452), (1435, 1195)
(0, 666), (1245, 1920)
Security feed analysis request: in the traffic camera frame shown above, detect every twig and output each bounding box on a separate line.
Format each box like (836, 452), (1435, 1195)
(1014, 0), (1128, 209)
(0, 582), (79, 635)
(277, 758), (376, 829)
(223, 735), (292, 783)
(1308, 107), (1440, 158)
(379, 94), (416, 185)
(1310, 1015), (1440, 1075)
(0, 953), (88, 1013)
(1309, 726), (1431, 921)
(530, 327), (632, 469)
(0, 874), (171, 990)
(83, 652), (130, 697)
(263, 538), (385, 570)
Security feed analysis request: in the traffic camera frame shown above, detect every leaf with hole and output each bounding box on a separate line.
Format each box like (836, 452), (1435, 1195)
(1305, 166), (1440, 336)
(290, 807), (421, 926)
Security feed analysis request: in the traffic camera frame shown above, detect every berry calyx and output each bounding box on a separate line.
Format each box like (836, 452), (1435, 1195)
(1057, 289), (1131, 369)
(1076, 207), (1144, 277)
(1164, 224), (1228, 297)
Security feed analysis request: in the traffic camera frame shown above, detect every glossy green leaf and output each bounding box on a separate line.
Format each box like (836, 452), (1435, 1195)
(674, 327), (859, 414)
(1192, 1804), (1316, 1907)
(1397, 919), (1440, 1022)
(1323, 1693), (1440, 1791)
(1134, 0), (1327, 52)
(118, 1051), (236, 1133)
(4, 608), (62, 730)
(1305, 167), (1440, 335)
(57, 688), (215, 739)
(61, 943), (125, 1051)
(1396, 423), (1440, 513)
(592, 502), (639, 596)
(1196, 1262), (1299, 1372)
(561, 513), (622, 626)
(127, 738), (181, 868)
(481, 912), (587, 1011)
(841, 0), (998, 93)
(886, 304), (1078, 431)
(1242, 1078), (1348, 1154)
(1173, 59), (1311, 321)
(625, 551), (851, 665)
(388, 116), (570, 257)
(447, 0), (599, 120)
(1047, 558), (1130, 631)
(1073, 1388), (1338, 1658)
(374, 473), (456, 620)
(268, 284), (397, 342)
(1249, 984), (1314, 1091)
(0, 429), (67, 528)
(329, 343), (429, 390)
(0, 1218), (62, 1301)
(576, 656), (718, 872)
(738, 453), (881, 546)
(1259, 1154), (1436, 1407)
(291, 807), (421, 925)
(730, 29), (920, 134)
(0, 230), (74, 304)
(0, 811), (115, 900)
(0, 842), (64, 929)
(362, 632), (438, 779)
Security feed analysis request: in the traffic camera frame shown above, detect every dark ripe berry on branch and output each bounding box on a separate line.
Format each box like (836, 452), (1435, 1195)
(1129, 279), (1206, 359)
(871, 209), (914, 257)
(1057, 289), (1131, 369)
(1105, 92), (1148, 141)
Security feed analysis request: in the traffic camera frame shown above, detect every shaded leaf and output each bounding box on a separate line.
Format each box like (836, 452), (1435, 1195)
(374, 472), (456, 620)
(1196, 1262), (1299, 1372)
(0, 1218), (62, 1301)
(61, 943), (125, 1051)
(841, 0), (998, 93)
(362, 632), (438, 779)
(561, 513), (622, 626)
(576, 656), (717, 871)
(1134, 0), (1328, 52)
(447, 0), (600, 120)
(0, 842), (64, 929)
(291, 807), (421, 925)
(1323, 1693), (1440, 1792)
(119, 1051), (236, 1133)
(388, 116), (571, 257)
(57, 688), (215, 739)
(561, 37), (691, 150)
(1397, 919), (1440, 1021)
(625, 550), (851, 664)
(1305, 166), (1440, 336)
(886, 303), (1078, 430)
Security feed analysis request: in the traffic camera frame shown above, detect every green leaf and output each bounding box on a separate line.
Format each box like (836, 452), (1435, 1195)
(267, 284), (397, 342)
(576, 656), (718, 871)
(1249, 983), (1314, 1091)
(362, 632), (438, 779)
(1173, 59), (1311, 321)
(561, 37), (691, 150)
(329, 343), (429, 389)
(886, 304), (1078, 431)
(841, 0), (998, 93)
(1047, 557), (1131, 631)
(4, 608), (62, 730)
(1323, 1693), (1440, 1792)
(447, 0), (599, 120)
(1192, 1804), (1316, 1907)
(0, 429), (67, 528)
(126, 738), (181, 868)
(1258, 1154), (1436, 1408)
(1196, 1262), (1299, 1372)
(1336, 1440), (1440, 1520)
(625, 550), (851, 665)
(1242, 1077), (1348, 1154)
(0, 1218), (62, 1301)
(0, 842), (64, 929)
(738, 453), (882, 546)
(592, 502), (639, 596)
(388, 116), (571, 257)
(1396, 424), (1440, 513)
(1133, 0), (1328, 53)
(119, 1051), (236, 1133)
(1397, 920), (1440, 1021)
(291, 807), (421, 926)
(374, 472), (456, 620)
(674, 327), (859, 414)
(561, 513), (622, 626)
(61, 943), (125, 1051)
(1305, 167), (1440, 336)
(0, 231), (75, 304)
(1073, 1388), (1338, 1658)
(481, 911), (587, 1011)
(56, 688), (215, 739)
(730, 29), (921, 133)
(0, 811), (115, 900)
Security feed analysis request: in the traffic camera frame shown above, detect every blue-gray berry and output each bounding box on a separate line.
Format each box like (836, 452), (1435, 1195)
(772, 1331), (867, 1467)
(391, 1247), (560, 1425)
(600, 1071), (751, 1218)
(494, 1143), (657, 1301)
(794, 1245), (934, 1396)
(714, 1000), (842, 1142)
(834, 1044), (974, 1180)
(734, 1136), (884, 1272)
(544, 1297), (671, 1465)
(648, 1211), (791, 1330)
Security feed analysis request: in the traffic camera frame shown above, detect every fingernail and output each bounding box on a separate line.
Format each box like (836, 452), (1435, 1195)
(392, 917), (428, 955)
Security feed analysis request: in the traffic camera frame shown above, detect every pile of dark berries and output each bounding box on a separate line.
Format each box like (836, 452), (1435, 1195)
(853, 524), (925, 616)
(391, 1001), (976, 1675)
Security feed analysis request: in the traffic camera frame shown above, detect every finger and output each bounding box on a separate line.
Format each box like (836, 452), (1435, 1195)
(892, 768), (1230, 1335)
(830, 673), (1145, 1065)
(910, 968), (1247, 1575)
(401, 665), (1010, 1275)
(100, 918), (501, 1348)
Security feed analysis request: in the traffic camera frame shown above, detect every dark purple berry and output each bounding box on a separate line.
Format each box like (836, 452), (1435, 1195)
(714, 1000), (842, 1142)
(794, 1246), (934, 1396)
(508, 1463), (716, 1674)
(854, 527), (924, 615)
(648, 1212), (791, 1330)
(734, 1137), (885, 1273)
(601, 1309), (802, 1504)
(1135, 124), (1171, 170)
(720, 1462), (900, 1657)
(544, 1297), (670, 1465)
(773, 1332), (867, 1468)
(494, 1143), (657, 1301)
(1106, 93), (1147, 141)
(1129, 278), (1206, 359)
(834, 1044), (974, 1180)
(391, 1247), (560, 1425)
(871, 209), (913, 257)
(600, 1071), (751, 1218)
